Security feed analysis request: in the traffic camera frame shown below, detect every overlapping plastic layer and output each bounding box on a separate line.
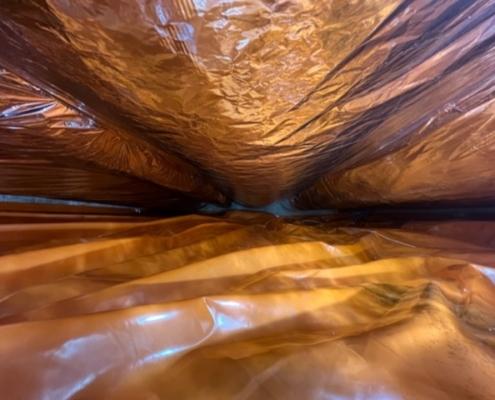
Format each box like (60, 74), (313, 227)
(2, 2), (495, 398)
(1, 1), (495, 208)
(0, 213), (494, 399)
(0, 69), (224, 208)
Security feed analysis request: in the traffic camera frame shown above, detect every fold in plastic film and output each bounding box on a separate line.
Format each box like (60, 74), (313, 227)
(1, 213), (495, 399)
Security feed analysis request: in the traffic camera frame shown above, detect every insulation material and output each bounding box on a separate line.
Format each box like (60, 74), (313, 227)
(1, 1), (495, 399)
(1, 213), (495, 399)
(1, 1), (494, 207)
(0, 68), (224, 207)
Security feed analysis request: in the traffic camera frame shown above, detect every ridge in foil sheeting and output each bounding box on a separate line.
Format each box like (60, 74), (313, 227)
(1, 1), (495, 208)
(1, 213), (495, 399)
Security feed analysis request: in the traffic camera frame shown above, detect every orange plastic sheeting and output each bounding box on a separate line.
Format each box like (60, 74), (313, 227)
(0, 68), (224, 207)
(3, 1), (495, 207)
(0, 213), (494, 399)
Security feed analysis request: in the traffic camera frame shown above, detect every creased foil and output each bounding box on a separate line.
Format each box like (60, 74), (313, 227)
(1, 1), (495, 207)
(1, 2), (495, 398)
(0, 67), (224, 208)
(1, 213), (495, 399)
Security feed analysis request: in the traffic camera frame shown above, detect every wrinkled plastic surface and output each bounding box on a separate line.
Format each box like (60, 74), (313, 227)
(0, 67), (224, 207)
(2, 2), (495, 398)
(0, 213), (494, 399)
(2, 1), (495, 207)
(293, 0), (495, 208)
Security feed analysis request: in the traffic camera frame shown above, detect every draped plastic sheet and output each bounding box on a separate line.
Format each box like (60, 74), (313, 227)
(0, 69), (224, 208)
(0, 0), (393, 205)
(2, 1), (494, 207)
(1, 1), (495, 399)
(0, 0), (495, 208)
(0, 213), (494, 399)
(294, 0), (495, 208)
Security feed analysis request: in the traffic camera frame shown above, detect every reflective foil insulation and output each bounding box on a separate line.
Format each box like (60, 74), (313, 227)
(1, 1), (495, 399)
